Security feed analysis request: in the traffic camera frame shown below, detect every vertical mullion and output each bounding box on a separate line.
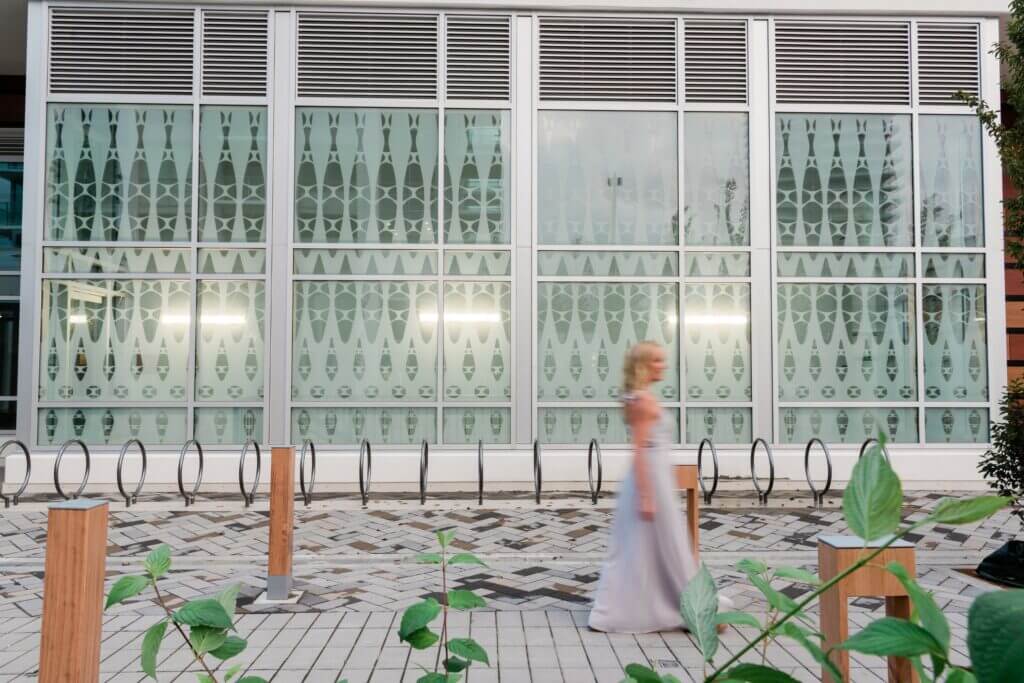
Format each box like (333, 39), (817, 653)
(437, 13), (446, 444)
(677, 17), (686, 445)
(910, 21), (926, 444)
(186, 8), (202, 442)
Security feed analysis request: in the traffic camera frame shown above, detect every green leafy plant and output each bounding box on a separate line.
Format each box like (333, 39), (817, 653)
(620, 434), (1016, 682)
(399, 530), (491, 682)
(978, 378), (1024, 524)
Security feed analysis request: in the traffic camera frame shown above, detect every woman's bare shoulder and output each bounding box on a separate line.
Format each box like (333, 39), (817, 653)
(626, 390), (659, 418)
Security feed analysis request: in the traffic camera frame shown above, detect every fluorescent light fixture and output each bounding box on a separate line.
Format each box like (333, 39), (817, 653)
(419, 311), (501, 324)
(67, 313), (87, 324)
(685, 314), (748, 326)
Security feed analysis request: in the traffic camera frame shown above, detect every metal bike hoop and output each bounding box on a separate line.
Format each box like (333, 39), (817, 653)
(358, 438), (372, 505)
(238, 439), (261, 507)
(299, 439), (316, 507)
(177, 440), (204, 506)
(696, 438), (720, 505)
(804, 438), (833, 508)
(419, 440), (429, 505)
(0, 440), (30, 508)
(858, 437), (891, 463)
(54, 439), (90, 500)
(533, 440), (542, 505)
(587, 438), (603, 505)
(116, 438), (147, 506)
(750, 438), (775, 506)
(477, 440), (484, 506)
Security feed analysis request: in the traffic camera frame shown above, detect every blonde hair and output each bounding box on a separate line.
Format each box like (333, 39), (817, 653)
(622, 341), (661, 395)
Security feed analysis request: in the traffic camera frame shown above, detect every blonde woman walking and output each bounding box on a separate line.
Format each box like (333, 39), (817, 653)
(588, 341), (703, 633)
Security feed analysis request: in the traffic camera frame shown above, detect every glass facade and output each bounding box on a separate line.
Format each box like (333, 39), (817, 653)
(0, 161), (21, 432)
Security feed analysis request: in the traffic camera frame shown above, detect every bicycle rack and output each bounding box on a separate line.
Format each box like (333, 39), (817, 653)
(178, 440), (204, 506)
(696, 438), (720, 505)
(587, 438), (603, 505)
(419, 440), (429, 505)
(299, 439), (316, 507)
(804, 438), (833, 509)
(477, 440), (484, 506)
(858, 437), (891, 463)
(750, 438), (775, 506)
(0, 440), (30, 508)
(239, 439), (261, 507)
(116, 439), (147, 507)
(54, 439), (90, 500)
(358, 438), (372, 505)
(533, 440), (542, 504)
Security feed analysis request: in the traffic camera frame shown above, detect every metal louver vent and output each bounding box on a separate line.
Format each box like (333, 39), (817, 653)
(49, 8), (194, 95)
(685, 19), (747, 103)
(538, 17), (676, 102)
(775, 21), (911, 105)
(202, 10), (269, 97)
(297, 12), (438, 98)
(446, 15), (511, 100)
(918, 23), (980, 105)
(0, 129), (23, 157)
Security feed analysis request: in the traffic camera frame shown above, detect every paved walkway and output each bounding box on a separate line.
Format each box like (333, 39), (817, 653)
(0, 491), (1018, 682)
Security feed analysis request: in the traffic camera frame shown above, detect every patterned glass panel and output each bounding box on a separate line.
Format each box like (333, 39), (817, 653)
(684, 113), (750, 246)
(0, 301), (18, 396)
(777, 284), (917, 401)
(684, 284), (751, 401)
(444, 250), (511, 276)
(922, 254), (985, 279)
(538, 111), (678, 246)
(46, 105), (193, 241)
(194, 407), (263, 445)
(39, 280), (191, 401)
(537, 251), (679, 277)
(685, 253), (750, 277)
(198, 107), (267, 242)
(444, 110), (510, 244)
(776, 253), (913, 278)
(443, 282), (511, 401)
(292, 406), (436, 445)
(44, 247), (191, 274)
(779, 407), (918, 444)
(923, 284), (988, 401)
(292, 281), (438, 401)
(920, 116), (983, 248)
(685, 407), (752, 444)
(776, 114), (913, 247)
(293, 249), (436, 276)
(198, 249), (266, 275)
(537, 283), (679, 401)
(0, 161), (23, 271)
(295, 109), (439, 243)
(443, 407), (511, 444)
(926, 408), (989, 443)
(38, 407), (187, 446)
(195, 281), (265, 401)
(538, 407), (681, 444)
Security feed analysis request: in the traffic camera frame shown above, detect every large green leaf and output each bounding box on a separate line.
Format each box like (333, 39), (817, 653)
(416, 553), (442, 565)
(448, 637), (490, 665)
(237, 678), (270, 683)
(622, 663), (662, 682)
(416, 673), (460, 683)
(748, 573), (798, 613)
(448, 553), (486, 567)
(447, 589), (486, 610)
(679, 564), (719, 663)
(197, 675), (216, 683)
(144, 545), (171, 580)
(105, 575), (150, 610)
(210, 635), (247, 660)
(216, 584), (241, 619)
(774, 622), (842, 683)
(967, 589), (1024, 683)
(140, 620), (167, 680)
(929, 496), (1011, 525)
(772, 566), (820, 586)
(400, 598), (442, 641)
(444, 656), (468, 673)
(436, 530), (456, 548)
(838, 617), (943, 657)
(224, 664), (243, 682)
(724, 663), (800, 682)
(885, 562), (950, 652)
(946, 669), (978, 683)
(842, 448), (902, 542)
(715, 611), (762, 629)
(736, 558), (768, 576)
(172, 599), (234, 630)
(405, 627), (440, 650)
(189, 626), (228, 655)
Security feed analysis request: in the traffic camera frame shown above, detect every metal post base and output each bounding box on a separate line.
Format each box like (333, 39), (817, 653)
(260, 575), (300, 603)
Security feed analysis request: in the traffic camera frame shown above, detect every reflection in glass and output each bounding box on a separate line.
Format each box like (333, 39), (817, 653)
(920, 116), (983, 248)
(44, 247), (191, 274)
(0, 161), (23, 271)
(443, 407), (511, 444)
(684, 284), (751, 402)
(539, 407), (681, 444)
(685, 407), (752, 444)
(194, 407), (263, 445)
(38, 407), (187, 445)
(777, 252), (913, 278)
(538, 251), (678, 277)
(685, 252), (750, 277)
(538, 111), (677, 245)
(780, 407), (918, 443)
(922, 253), (985, 279)
(923, 284), (988, 401)
(685, 113), (750, 246)
(926, 408), (989, 443)
(198, 249), (266, 275)
(444, 250), (510, 276)
(776, 114), (912, 247)
(293, 249), (436, 276)
(198, 107), (267, 242)
(443, 282), (511, 401)
(292, 406), (436, 445)
(444, 110), (510, 244)
(0, 401), (13, 431)
(195, 281), (265, 401)
(0, 302), (17, 396)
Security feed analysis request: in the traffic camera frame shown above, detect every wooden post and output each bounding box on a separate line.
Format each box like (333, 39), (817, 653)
(267, 445), (296, 601)
(38, 499), (109, 683)
(673, 464), (700, 561)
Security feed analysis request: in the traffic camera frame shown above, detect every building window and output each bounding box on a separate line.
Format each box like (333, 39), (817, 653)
(0, 159), (21, 433)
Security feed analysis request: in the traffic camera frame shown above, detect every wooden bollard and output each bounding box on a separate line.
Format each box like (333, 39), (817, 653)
(673, 464), (701, 561)
(38, 499), (109, 683)
(267, 445), (296, 601)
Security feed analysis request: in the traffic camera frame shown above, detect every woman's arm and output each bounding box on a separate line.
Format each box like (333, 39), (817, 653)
(628, 393), (657, 521)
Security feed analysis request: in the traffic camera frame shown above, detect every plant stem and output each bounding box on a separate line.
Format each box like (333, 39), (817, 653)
(435, 545), (450, 673)
(152, 580), (220, 681)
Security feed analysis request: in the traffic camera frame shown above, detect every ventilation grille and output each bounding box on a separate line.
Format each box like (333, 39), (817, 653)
(0, 129), (23, 157)
(775, 21), (911, 105)
(538, 17), (676, 102)
(202, 10), (269, 97)
(49, 8), (195, 95)
(297, 12), (438, 98)
(918, 23), (980, 105)
(685, 19), (747, 103)
(446, 15), (511, 100)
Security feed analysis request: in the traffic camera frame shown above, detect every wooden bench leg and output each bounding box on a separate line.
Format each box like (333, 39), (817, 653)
(686, 487), (699, 562)
(820, 586), (849, 683)
(885, 596), (919, 683)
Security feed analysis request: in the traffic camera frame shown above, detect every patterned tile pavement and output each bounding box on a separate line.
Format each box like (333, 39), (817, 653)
(0, 491), (1019, 681)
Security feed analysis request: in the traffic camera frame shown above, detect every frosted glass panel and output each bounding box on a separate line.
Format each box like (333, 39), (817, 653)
(684, 113), (750, 246)
(44, 247), (190, 274)
(194, 407), (263, 445)
(293, 249), (436, 276)
(443, 407), (511, 444)
(295, 108), (438, 243)
(776, 114), (913, 247)
(46, 105), (193, 241)
(926, 408), (989, 443)
(292, 407), (436, 445)
(538, 111), (677, 245)
(778, 284), (916, 401)
(922, 253), (984, 279)
(779, 407), (918, 444)
(198, 249), (266, 275)
(777, 252), (913, 278)
(539, 407), (681, 444)
(195, 281), (265, 401)
(38, 407), (187, 446)
(685, 252), (750, 277)
(442, 282), (511, 401)
(920, 116), (983, 248)
(444, 110), (510, 244)
(923, 284), (988, 401)
(538, 251), (678, 277)
(685, 407), (752, 444)
(198, 107), (267, 242)
(537, 283), (679, 401)
(444, 250), (510, 276)
(684, 284), (751, 401)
